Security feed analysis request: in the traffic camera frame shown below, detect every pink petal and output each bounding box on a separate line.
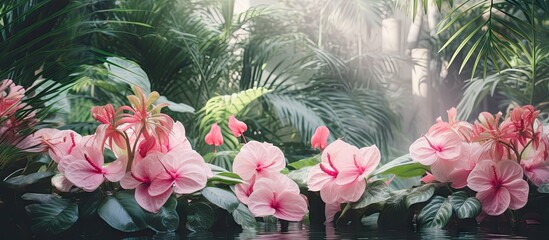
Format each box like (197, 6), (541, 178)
(51, 174), (73, 192)
(524, 161), (549, 186)
(234, 177), (255, 205)
(467, 160), (495, 192)
(120, 172), (141, 189)
(307, 165), (333, 191)
(320, 181), (342, 204)
(135, 184), (172, 213)
(431, 160), (455, 183)
(148, 175), (175, 196)
(477, 187), (510, 216)
(324, 203), (341, 223)
(204, 123), (223, 146)
(173, 166), (207, 194)
(504, 179), (529, 210)
(338, 179), (366, 203)
(448, 169), (472, 189)
(228, 115), (247, 137)
(64, 160), (104, 192)
(409, 137), (438, 165)
(273, 191), (308, 221)
(248, 188), (276, 217)
(497, 160), (524, 184)
(233, 141), (285, 180)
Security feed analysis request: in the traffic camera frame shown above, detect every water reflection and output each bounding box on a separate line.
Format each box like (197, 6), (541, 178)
(134, 220), (549, 239)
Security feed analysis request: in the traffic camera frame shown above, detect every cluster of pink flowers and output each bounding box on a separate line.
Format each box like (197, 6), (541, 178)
(29, 87), (212, 212)
(306, 127), (381, 223)
(410, 106), (549, 215)
(213, 116), (308, 221)
(0, 79), (39, 150)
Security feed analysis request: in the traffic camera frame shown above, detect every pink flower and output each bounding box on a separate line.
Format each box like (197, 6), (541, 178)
(205, 123), (223, 146)
(232, 141), (285, 180)
(420, 172), (436, 184)
(228, 115), (247, 137)
(324, 203), (341, 223)
(446, 142), (486, 188)
(409, 131), (463, 166)
(432, 107), (474, 142)
(64, 142), (126, 192)
(44, 130), (82, 164)
(117, 86), (173, 146)
(467, 160), (528, 216)
(472, 112), (516, 161)
(248, 174), (307, 221)
(92, 104), (126, 149)
(234, 175), (256, 205)
(307, 140), (377, 204)
(148, 149), (212, 196)
(311, 126), (330, 150)
(120, 152), (172, 212)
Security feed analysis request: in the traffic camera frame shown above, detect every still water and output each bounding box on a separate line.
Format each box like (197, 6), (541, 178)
(145, 218), (548, 240)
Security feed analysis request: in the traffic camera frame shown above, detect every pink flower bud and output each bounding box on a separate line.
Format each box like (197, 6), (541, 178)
(228, 115), (247, 137)
(311, 126), (330, 150)
(205, 123), (223, 146)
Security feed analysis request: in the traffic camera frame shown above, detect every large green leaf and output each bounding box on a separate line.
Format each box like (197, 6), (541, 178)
(287, 166), (311, 189)
(201, 187), (239, 212)
(98, 190), (147, 232)
(207, 172), (244, 185)
(232, 203), (257, 231)
(353, 180), (391, 209)
(374, 154), (427, 178)
(405, 184), (435, 208)
(287, 156), (320, 170)
(186, 202), (215, 232)
(417, 196), (453, 228)
(449, 191), (481, 219)
(105, 57), (151, 93)
(146, 195), (179, 232)
(5, 171), (55, 190)
(30, 198), (79, 235)
(377, 191), (412, 229)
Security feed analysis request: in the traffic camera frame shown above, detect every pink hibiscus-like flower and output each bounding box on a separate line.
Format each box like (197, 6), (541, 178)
(311, 126), (330, 150)
(472, 112), (516, 161)
(120, 152), (172, 212)
(431, 107), (474, 142)
(64, 141), (126, 192)
(228, 115), (247, 138)
(467, 160), (528, 216)
(234, 175), (256, 205)
(248, 174), (307, 221)
(521, 144), (549, 186)
(410, 131), (462, 166)
(446, 142), (487, 188)
(92, 104), (126, 150)
(148, 149), (212, 196)
(232, 141), (285, 180)
(307, 139), (379, 204)
(205, 123), (223, 147)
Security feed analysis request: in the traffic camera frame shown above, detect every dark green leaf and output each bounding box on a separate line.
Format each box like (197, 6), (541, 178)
(417, 196), (453, 228)
(538, 183), (549, 193)
(186, 202), (215, 232)
(21, 193), (56, 203)
(232, 203), (257, 230)
(78, 190), (105, 218)
(405, 184), (435, 208)
(5, 171), (54, 188)
(377, 191), (412, 229)
(146, 195), (179, 232)
(207, 172), (244, 185)
(201, 187), (239, 212)
(353, 180), (391, 209)
(98, 190), (147, 232)
(105, 57), (151, 93)
(449, 191), (481, 219)
(30, 198), (78, 235)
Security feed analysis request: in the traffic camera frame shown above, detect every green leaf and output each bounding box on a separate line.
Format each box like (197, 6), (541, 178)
(201, 187), (240, 212)
(207, 163), (230, 173)
(207, 172), (244, 185)
(21, 193), (56, 203)
(417, 196), (453, 228)
(186, 202), (215, 232)
(405, 184), (435, 208)
(287, 166), (311, 188)
(353, 180), (391, 209)
(377, 191), (412, 229)
(105, 57), (151, 93)
(374, 154), (427, 178)
(77, 191), (105, 218)
(146, 196), (179, 232)
(5, 171), (54, 189)
(232, 203), (257, 230)
(156, 96), (194, 113)
(287, 156), (320, 170)
(30, 198), (78, 235)
(98, 190), (147, 232)
(449, 191), (481, 219)
(538, 183), (549, 193)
